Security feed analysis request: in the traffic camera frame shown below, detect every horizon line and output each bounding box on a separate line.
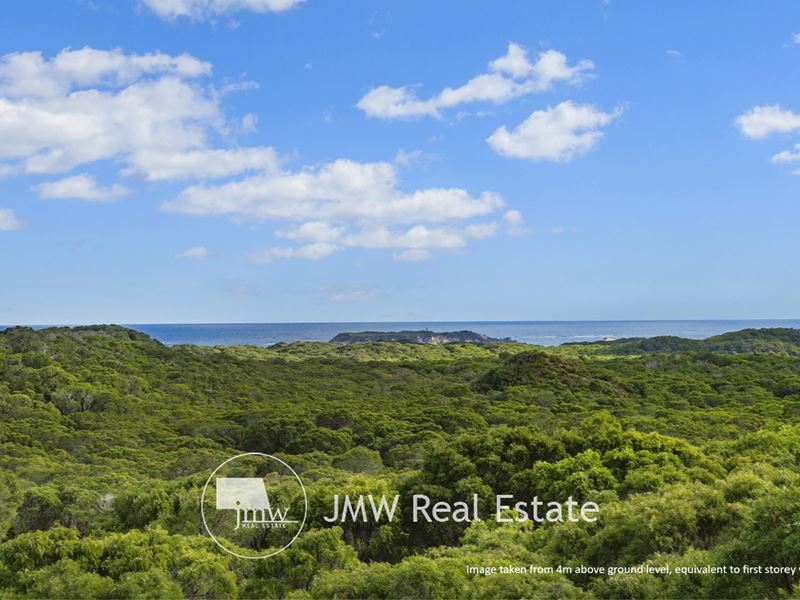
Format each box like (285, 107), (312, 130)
(3, 318), (800, 328)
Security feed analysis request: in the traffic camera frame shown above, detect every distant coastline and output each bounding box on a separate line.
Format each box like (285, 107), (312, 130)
(4, 320), (800, 347)
(329, 330), (510, 345)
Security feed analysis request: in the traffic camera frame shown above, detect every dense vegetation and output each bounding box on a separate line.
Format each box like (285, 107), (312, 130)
(2, 325), (800, 598)
(566, 327), (800, 357)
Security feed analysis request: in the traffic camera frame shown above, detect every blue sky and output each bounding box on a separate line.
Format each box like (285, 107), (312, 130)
(1, 0), (799, 324)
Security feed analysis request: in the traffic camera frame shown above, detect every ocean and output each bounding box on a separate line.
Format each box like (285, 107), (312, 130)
(103, 320), (800, 347)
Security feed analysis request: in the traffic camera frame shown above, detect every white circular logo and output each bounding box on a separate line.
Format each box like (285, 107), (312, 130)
(201, 452), (308, 559)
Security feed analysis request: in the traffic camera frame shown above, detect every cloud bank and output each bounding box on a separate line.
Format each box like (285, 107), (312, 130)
(164, 158), (508, 261)
(0, 46), (518, 260)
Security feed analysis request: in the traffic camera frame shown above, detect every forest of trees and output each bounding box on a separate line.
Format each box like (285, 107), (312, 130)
(2, 325), (800, 598)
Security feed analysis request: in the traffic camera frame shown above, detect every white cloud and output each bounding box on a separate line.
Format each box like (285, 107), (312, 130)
(240, 113), (258, 133)
(487, 101), (621, 162)
(343, 223), (493, 250)
(35, 174), (129, 201)
(177, 245), (210, 260)
(0, 208), (23, 231)
(277, 220), (344, 243)
(342, 222), (496, 259)
(142, 0), (303, 20)
(250, 242), (338, 263)
(771, 143), (800, 164)
(0, 47), (226, 176)
(357, 86), (438, 119)
(735, 105), (800, 139)
(393, 148), (438, 168)
(251, 221), (499, 263)
(394, 148), (423, 166)
(463, 222), (497, 240)
(503, 209), (528, 235)
(488, 42), (536, 78)
(163, 158), (503, 223)
(771, 144), (800, 173)
(503, 209), (524, 226)
(0, 47), (210, 98)
(794, 33), (800, 44)
(125, 147), (280, 181)
(492, 46), (594, 89)
(357, 43), (594, 120)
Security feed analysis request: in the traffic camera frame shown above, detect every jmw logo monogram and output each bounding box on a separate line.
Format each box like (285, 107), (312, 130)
(216, 477), (299, 530)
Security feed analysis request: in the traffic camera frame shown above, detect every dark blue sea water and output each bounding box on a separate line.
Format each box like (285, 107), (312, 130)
(105, 320), (800, 347)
